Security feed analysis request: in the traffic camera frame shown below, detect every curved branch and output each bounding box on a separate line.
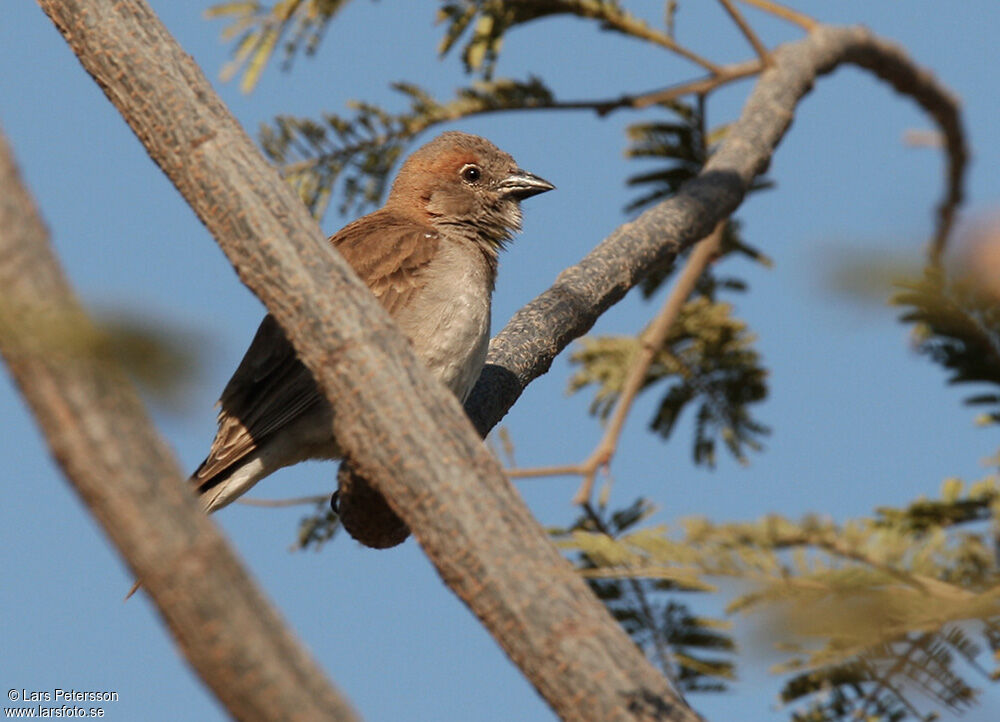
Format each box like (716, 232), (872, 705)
(506, 0), (721, 73)
(504, 223), (726, 505)
(466, 24), (967, 435)
(0, 129), (358, 722)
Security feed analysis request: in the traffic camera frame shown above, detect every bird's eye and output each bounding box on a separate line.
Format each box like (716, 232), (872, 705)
(460, 164), (482, 183)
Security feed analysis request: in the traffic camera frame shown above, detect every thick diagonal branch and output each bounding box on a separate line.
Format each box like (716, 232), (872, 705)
(37, 1), (699, 720)
(0, 130), (359, 722)
(466, 24), (966, 436)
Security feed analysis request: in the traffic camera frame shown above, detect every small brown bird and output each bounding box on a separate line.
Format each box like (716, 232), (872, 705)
(193, 131), (553, 512)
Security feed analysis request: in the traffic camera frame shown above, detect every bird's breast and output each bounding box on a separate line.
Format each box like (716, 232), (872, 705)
(394, 242), (493, 402)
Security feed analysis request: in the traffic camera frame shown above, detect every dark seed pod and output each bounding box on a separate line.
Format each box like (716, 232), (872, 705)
(335, 461), (410, 549)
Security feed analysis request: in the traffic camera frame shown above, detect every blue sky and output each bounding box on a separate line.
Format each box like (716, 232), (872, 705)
(2, 1), (999, 720)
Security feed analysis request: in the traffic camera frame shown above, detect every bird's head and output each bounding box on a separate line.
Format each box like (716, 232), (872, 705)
(387, 131), (554, 250)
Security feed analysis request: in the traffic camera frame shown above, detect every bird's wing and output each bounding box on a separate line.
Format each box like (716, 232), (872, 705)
(332, 211), (441, 315)
(190, 314), (318, 488)
(191, 214), (439, 490)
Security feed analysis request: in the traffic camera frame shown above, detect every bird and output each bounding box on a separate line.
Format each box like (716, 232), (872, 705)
(192, 131), (553, 514)
(125, 132), (551, 598)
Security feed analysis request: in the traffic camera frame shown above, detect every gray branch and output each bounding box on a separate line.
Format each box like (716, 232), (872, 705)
(466, 25), (966, 435)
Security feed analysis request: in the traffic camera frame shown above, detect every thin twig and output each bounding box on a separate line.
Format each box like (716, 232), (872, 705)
(616, 60), (765, 112)
(237, 494), (331, 508)
(502, 222), (726, 504)
(571, 222), (725, 505)
(716, 0), (770, 63)
(279, 61), (765, 177)
(856, 635), (932, 720)
(528, 0), (722, 73)
(505, 464), (588, 480)
(737, 0), (819, 31)
(606, 14), (721, 73)
(467, 25), (968, 443)
(664, 1), (678, 38)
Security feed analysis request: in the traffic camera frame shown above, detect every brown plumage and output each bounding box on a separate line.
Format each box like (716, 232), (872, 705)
(125, 132), (551, 596)
(191, 131), (553, 513)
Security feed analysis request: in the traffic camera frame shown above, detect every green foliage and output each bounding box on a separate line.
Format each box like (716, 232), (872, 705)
(208, 1), (642, 90)
(893, 265), (1000, 427)
(295, 497), (340, 550)
(436, 1), (658, 78)
(98, 314), (203, 409)
(437, 0), (562, 78)
(206, 1), (359, 92)
(565, 95), (773, 470)
(779, 659), (912, 722)
(0, 300), (201, 408)
(558, 478), (1000, 721)
(260, 78), (554, 217)
(218, 1), (762, 226)
(877, 476), (996, 533)
(779, 632), (983, 722)
(552, 497), (737, 692)
(624, 100), (707, 217)
(569, 293), (769, 467)
(624, 99), (772, 297)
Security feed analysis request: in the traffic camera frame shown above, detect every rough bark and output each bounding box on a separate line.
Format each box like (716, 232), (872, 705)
(465, 24), (965, 437)
(0, 130), (359, 722)
(35, 1), (699, 720)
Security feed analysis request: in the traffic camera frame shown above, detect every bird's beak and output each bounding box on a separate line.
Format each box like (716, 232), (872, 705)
(498, 170), (555, 200)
